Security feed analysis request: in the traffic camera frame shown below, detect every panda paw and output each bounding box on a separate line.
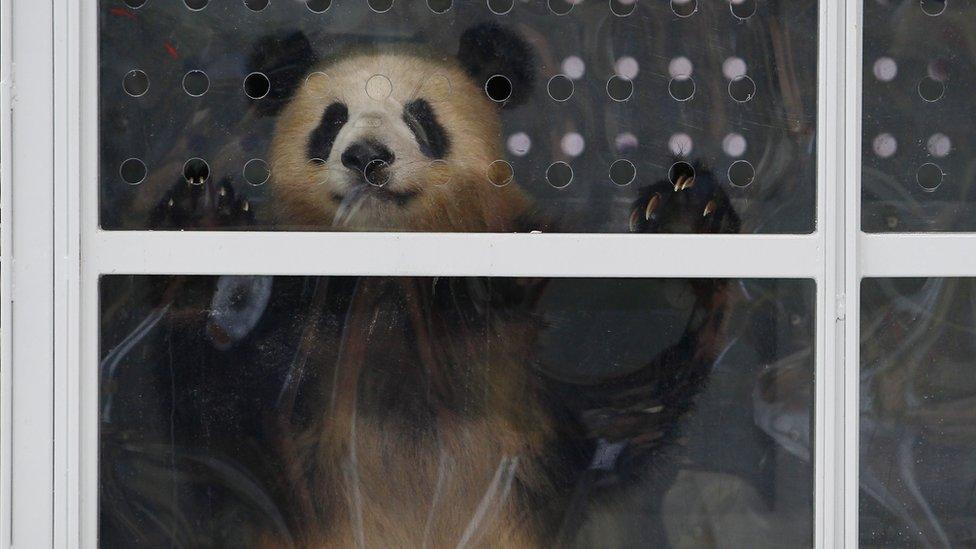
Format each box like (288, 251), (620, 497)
(629, 162), (740, 235)
(149, 174), (255, 230)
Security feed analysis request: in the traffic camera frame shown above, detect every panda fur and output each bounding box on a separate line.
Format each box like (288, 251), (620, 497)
(260, 25), (535, 232)
(245, 24), (737, 548)
(117, 23), (741, 549)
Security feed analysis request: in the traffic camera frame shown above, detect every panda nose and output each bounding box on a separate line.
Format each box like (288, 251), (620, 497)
(341, 140), (395, 174)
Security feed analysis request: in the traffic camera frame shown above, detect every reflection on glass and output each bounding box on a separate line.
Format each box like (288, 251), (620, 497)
(861, 278), (976, 546)
(862, 2), (976, 232)
(100, 0), (817, 232)
(99, 276), (814, 547)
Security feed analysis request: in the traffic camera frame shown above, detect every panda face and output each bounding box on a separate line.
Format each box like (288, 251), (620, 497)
(269, 53), (529, 232)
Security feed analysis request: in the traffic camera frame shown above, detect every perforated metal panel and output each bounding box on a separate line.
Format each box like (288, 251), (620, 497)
(99, 0), (818, 232)
(861, 0), (974, 232)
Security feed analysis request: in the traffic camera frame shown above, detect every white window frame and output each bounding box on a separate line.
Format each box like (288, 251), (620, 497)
(1, 0), (916, 547)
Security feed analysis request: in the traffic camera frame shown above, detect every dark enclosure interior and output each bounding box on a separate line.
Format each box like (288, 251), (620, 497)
(100, 275), (815, 547)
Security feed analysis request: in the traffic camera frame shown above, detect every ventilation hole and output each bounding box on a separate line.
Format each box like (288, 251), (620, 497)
(183, 158), (211, 186)
(124, 0), (147, 8)
(917, 76), (945, 102)
(920, 0), (946, 16)
(305, 0), (331, 12)
(244, 0), (269, 10)
(728, 160), (755, 188)
(364, 160), (391, 187)
(667, 57), (692, 79)
(547, 75), (575, 102)
(548, 0), (574, 15)
(668, 161), (695, 188)
(610, 0), (637, 16)
(668, 76), (696, 102)
(873, 57), (897, 82)
(729, 0), (756, 19)
(184, 0), (208, 10)
(487, 0), (514, 14)
(916, 162), (944, 192)
(507, 133), (531, 156)
(562, 56), (586, 79)
(487, 160), (514, 187)
(244, 72), (271, 99)
(722, 57), (747, 80)
(607, 75), (634, 102)
(182, 70), (210, 97)
(560, 133), (585, 157)
(305, 71), (328, 88)
(723, 133), (747, 157)
(428, 0), (452, 12)
(668, 133), (693, 156)
(670, 0), (697, 17)
(122, 70), (149, 97)
(927, 133), (952, 157)
(617, 56), (640, 79)
(485, 75), (513, 103)
(243, 159), (271, 186)
(368, 0), (394, 13)
(610, 159), (636, 186)
(729, 75), (757, 102)
(365, 74), (393, 100)
(615, 132), (638, 152)
(120, 158), (147, 185)
(872, 133), (897, 158)
(546, 162), (574, 189)
(428, 160), (452, 185)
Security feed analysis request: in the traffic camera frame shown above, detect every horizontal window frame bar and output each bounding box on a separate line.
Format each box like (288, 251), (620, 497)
(88, 231), (824, 278)
(860, 233), (976, 278)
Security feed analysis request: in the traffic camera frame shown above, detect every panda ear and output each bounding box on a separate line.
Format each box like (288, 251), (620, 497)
(457, 23), (536, 109)
(247, 31), (318, 117)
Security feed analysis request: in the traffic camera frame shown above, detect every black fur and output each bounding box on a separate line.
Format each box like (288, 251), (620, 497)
(402, 99), (451, 159)
(248, 24), (535, 118)
(307, 102), (349, 162)
(457, 23), (536, 108)
(247, 31), (319, 117)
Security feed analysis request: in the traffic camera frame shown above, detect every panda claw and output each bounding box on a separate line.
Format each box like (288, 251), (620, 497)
(645, 193), (661, 221)
(703, 200), (717, 217)
(631, 163), (740, 234)
(629, 207), (641, 233)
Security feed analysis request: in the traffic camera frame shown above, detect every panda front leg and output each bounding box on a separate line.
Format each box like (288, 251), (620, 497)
(149, 168), (255, 230)
(629, 161), (740, 235)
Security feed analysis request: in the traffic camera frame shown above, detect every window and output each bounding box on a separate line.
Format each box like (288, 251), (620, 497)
(1, 0), (971, 547)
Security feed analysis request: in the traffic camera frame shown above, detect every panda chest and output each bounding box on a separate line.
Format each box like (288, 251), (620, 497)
(315, 419), (541, 549)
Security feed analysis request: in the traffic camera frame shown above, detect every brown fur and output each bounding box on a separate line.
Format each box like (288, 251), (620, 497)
(264, 278), (563, 548)
(265, 47), (561, 543)
(269, 51), (532, 232)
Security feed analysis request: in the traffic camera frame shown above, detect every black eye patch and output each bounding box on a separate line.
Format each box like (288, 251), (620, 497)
(307, 102), (349, 162)
(403, 99), (450, 159)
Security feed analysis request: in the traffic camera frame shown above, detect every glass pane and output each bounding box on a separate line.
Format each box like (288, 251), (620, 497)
(860, 278), (976, 546)
(862, 1), (975, 232)
(100, 275), (815, 547)
(100, 0), (818, 233)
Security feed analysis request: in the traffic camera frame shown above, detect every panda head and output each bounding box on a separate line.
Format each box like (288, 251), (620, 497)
(252, 24), (536, 232)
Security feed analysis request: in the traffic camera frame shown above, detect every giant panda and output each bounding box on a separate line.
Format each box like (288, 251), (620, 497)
(129, 23), (740, 549)
(257, 24), (535, 232)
